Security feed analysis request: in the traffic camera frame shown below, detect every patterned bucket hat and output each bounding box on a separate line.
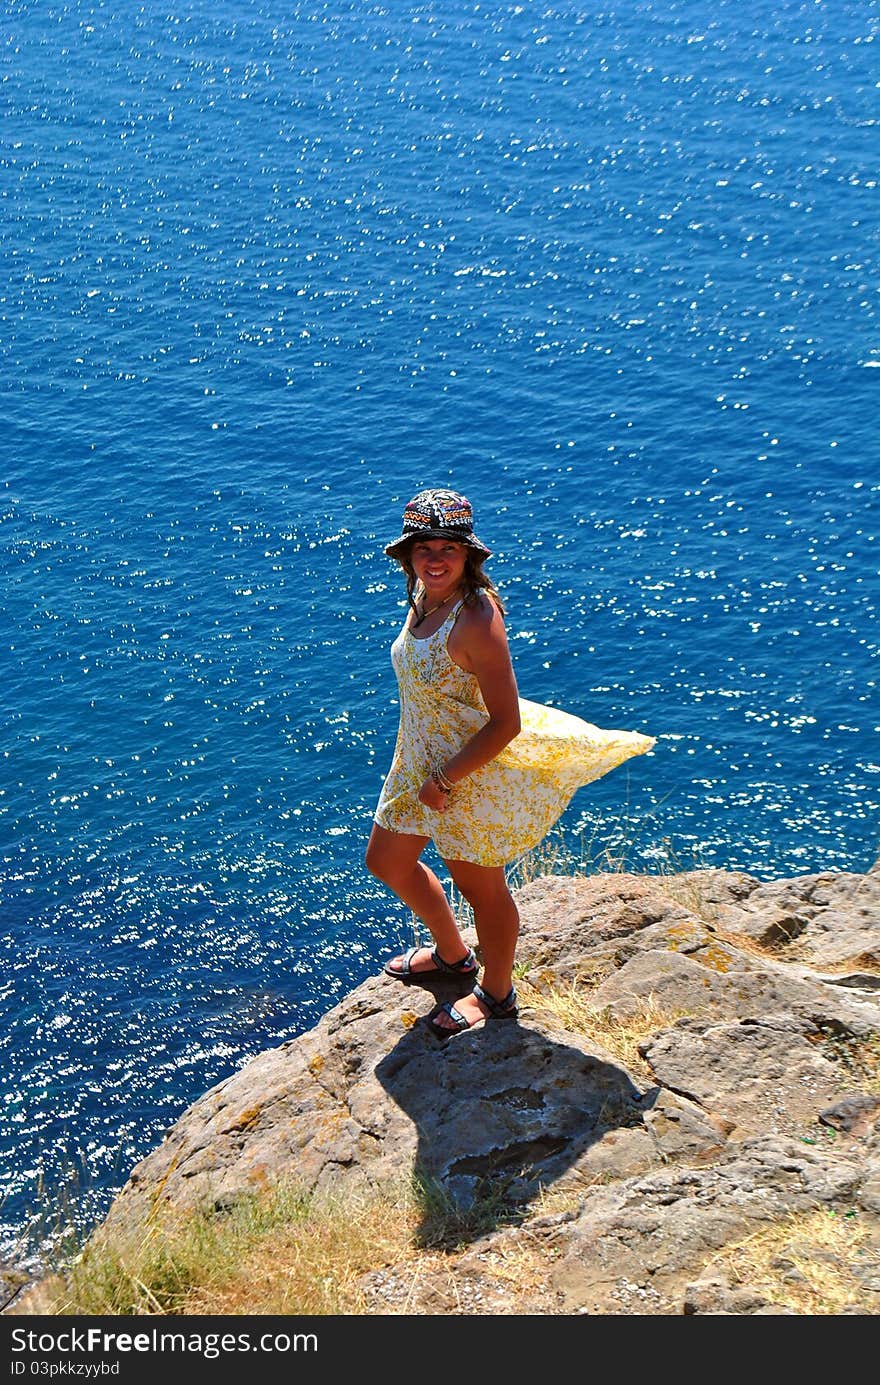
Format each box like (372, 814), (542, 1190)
(384, 488), (491, 560)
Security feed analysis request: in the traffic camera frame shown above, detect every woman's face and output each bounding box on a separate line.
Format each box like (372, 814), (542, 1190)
(410, 538), (468, 597)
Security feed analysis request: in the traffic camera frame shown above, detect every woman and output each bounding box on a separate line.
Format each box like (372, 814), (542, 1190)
(365, 488), (655, 1042)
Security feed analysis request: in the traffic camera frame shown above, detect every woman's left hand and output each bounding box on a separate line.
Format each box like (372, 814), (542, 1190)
(418, 776), (449, 812)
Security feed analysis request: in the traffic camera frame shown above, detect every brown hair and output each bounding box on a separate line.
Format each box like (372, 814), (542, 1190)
(395, 543), (507, 621)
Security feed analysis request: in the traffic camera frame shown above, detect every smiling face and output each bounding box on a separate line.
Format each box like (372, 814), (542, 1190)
(409, 538), (468, 601)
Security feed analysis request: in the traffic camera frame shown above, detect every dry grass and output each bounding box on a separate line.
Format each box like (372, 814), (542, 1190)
(38, 1181), (879, 1318)
(647, 872), (722, 927)
(701, 1209), (880, 1315)
(516, 976), (698, 1077)
(30, 1172), (547, 1317)
(183, 1185), (418, 1315)
(504, 811), (701, 896)
(702, 922), (790, 962)
(351, 1232), (565, 1315)
(508, 825), (730, 919)
(39, 1180), (420, 1316)
(506, 830), (594, 891)
(527, 1168), (624, 1221)
(807, 953), (880, 978)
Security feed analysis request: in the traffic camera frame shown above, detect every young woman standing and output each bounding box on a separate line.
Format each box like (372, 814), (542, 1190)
(365, 489), (655, 1041)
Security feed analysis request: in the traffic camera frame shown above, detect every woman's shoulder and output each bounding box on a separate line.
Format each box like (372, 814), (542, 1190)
(448, 589), (512, 674)
(455, 590), (506, 637)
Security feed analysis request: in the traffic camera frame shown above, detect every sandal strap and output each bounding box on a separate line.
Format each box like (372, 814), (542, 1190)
(472, 982), (518, 1017)
(434, 1000), (472, 1033)
(429, 946), (477, 975)
(394, 945), (422, 976)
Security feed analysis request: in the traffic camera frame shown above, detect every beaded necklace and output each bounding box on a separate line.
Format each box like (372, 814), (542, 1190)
(411, 586), (462, 628)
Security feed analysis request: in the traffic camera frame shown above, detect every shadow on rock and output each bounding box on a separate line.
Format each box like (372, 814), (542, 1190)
(373, 1004), (651, 1247)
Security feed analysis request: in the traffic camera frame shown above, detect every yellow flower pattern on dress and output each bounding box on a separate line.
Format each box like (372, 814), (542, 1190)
(374, 601), (656, 867)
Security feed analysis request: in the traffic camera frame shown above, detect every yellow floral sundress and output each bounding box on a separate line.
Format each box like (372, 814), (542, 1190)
(373, 600), (656, 867)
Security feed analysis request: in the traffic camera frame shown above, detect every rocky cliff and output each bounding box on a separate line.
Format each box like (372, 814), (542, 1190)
(8, 861), (880, 1315)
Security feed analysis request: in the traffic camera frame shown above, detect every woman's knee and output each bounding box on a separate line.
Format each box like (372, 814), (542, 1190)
(364, 838), (389, 880)
(365, 839), (410, 888)
(448, 869), (515, 916)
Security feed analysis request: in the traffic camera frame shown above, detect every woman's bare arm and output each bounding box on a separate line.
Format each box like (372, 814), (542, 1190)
(416, 595), (521, 811)
(443, 597), (521, 780)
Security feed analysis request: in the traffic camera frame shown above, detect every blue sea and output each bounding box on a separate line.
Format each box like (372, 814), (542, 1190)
(2, 0), (878, 1266)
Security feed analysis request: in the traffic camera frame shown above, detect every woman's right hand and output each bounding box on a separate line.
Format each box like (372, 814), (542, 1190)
(418, 776), (450, 812)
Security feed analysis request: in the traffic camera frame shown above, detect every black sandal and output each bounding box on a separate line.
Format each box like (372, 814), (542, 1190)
(384, 944), (478, 983)
(428, 982), (519, 1042)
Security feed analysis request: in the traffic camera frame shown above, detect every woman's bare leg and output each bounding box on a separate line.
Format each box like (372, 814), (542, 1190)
(432, 857), (520, 1029)
(365, 822), (472, 971)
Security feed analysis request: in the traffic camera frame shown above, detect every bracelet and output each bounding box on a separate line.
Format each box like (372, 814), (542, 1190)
(433, 766), (455, 793)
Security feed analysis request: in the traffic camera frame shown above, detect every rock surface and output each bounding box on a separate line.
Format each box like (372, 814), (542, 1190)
(7, 862), (880, 1316)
